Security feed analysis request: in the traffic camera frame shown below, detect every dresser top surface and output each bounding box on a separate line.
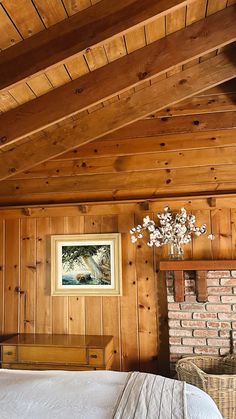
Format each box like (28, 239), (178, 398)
(0, 334), (113, 348)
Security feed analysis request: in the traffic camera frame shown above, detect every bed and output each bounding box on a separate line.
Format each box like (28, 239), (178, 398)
(0, 369), (223, 418)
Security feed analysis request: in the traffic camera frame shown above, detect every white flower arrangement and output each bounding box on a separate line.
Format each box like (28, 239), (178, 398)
(130, 207), (214, 253)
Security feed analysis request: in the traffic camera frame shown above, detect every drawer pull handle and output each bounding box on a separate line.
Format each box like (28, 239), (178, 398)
(90, 354), (98, 359)
(5, 351), (13, 356)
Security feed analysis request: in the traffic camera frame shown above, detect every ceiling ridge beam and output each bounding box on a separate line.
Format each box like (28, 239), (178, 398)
(0, 0), (195, 93)
(0, 4), (236, 147)
(0, 49), (235, 181)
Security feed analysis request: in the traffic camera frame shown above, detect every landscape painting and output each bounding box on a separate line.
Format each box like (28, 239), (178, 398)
(51, 233), (122, 296)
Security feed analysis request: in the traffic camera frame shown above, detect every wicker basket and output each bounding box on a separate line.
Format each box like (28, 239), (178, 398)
(176, 355), (236, 419)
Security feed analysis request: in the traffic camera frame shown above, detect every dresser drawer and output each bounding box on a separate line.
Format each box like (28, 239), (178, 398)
(18, 346), (86, 364)
(88, 349), (104, 366)
(2, 346), (17, 362)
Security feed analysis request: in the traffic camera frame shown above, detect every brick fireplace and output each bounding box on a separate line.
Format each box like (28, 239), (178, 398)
(166, 270), (236, 371)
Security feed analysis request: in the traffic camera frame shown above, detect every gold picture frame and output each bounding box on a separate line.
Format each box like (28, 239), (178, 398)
(51, 233), (122, 296)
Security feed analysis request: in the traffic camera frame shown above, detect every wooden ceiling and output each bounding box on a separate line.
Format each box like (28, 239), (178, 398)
(0, 0), (235, 206)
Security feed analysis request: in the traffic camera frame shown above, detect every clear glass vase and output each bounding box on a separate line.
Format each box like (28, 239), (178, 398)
(168, 242), (184, 260)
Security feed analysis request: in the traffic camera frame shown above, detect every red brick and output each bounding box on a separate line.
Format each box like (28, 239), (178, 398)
(233, 305), (236, 311)
(233, 288), (236, 294)
(232, 322), (236, 328)
(170, 354), (181, 363)
(184, 295), (197, 303)
(168, 320), (181, 328)
(193, 329), (218, 337)
(218, 312), (236, 320)
(169, 337), (182, 345)
(219, 330), (231, 338)
(208, 287), (233, 295)
(207, 296), (221, 303)
(206, 304), (232, 312)
(231, 270), (236, 277)
(169, 329), (192, 337)
(182, 338), (206, 346)
(207, 271), (230, 278)
(220, 278), (236, 286)
(168, 303), (180, 311)
(181, 320), (206, 328)
(194, 347), (219, 355)
(207, 321), (231, 329)
(207, 338), (230, 347)
(207, 278), (220, 286)
(180, 303), (205, 311)
(193, 312), (217, 320)
(170, 346), (193, 354)
(220, 348), (231, 355)
(169, 311), (192, 320)
(221, 295), (236, 303)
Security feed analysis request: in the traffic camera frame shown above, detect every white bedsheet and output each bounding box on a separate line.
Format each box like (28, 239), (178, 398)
(0, 369), (222, 419)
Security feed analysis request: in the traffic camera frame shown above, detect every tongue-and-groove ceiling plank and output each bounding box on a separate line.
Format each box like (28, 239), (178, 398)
(2, 165), (236, 197)
(0, 50), (235, 182)
(0, 5), (235, 147)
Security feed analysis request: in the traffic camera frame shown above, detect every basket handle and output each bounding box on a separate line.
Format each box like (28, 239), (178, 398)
(176, 360), (207, 391)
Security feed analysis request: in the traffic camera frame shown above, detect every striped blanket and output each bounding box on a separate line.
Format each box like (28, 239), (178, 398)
(113, 372), (187, 419)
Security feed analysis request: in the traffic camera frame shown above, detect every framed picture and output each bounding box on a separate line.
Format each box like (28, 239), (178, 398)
(51, 233), (122, 296)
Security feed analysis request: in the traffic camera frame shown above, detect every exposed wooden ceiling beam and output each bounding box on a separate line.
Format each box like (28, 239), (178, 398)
(0, 50), (235, 181)
(0, 0), (194, 93)
(0, 5), (235, 147)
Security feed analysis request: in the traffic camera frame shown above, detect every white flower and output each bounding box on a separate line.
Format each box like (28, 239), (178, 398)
(130, 206), (212, 249)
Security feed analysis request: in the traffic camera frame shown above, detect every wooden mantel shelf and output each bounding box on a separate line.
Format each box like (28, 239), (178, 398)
(159, 260), (236, 303)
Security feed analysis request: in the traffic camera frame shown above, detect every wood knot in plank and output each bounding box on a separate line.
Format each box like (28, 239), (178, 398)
(0, 136), (7, 144)
(137, 71), (148, 80)
(22, 208), (32, 216)
(78, 204), (89, 214)
(75, 88), (84, 94)
(179, 78), (187, 85)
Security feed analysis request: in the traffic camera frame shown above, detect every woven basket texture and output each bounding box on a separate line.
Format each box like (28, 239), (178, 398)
(176, 355), (236, 419)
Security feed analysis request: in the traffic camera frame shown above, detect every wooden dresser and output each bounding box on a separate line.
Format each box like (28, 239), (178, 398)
(0, 334), (114, 371)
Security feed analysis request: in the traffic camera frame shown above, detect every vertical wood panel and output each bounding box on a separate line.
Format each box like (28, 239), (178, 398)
(231, 209), (236, 259)
(0, 219), (5, 333)
(119, 213), (139, 371)
(65, 216), (86, 335)
(84, 216), (103, 335)
(192, 210), (212, 259)
(101, 215), (121, 370)
(156, 243), (170, 376)
(20, 218), (36, 333)
(211, 208), (232, 259)
(36, 217), (52, 333)
(135, 212), (158, 373)
(4, 219), (20, 333)
(51, 217), (69, 334)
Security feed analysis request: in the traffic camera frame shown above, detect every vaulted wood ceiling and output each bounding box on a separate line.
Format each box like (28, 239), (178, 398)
(0, 0), (235, 206)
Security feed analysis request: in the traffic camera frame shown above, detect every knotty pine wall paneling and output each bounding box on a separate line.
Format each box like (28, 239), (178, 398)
(0, 199), (235, 373)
